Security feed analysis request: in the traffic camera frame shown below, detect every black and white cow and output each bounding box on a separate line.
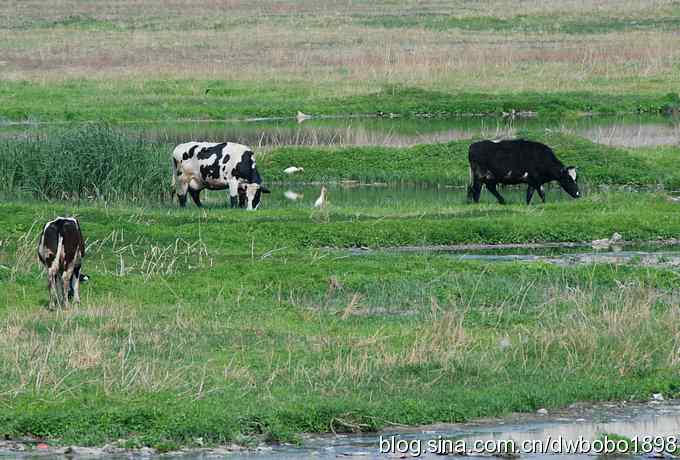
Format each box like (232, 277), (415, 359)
(37, 217), (86, 308)
(467, 139), (580, 205)
(171, 142), (270, 210)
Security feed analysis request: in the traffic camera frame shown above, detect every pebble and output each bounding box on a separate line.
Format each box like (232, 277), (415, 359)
(536, 408), (548, 415)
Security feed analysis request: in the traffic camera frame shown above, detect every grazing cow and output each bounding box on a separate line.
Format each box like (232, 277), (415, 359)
(467, 139), (580, 205)
(171, 142), (270, 210)
(37, 217), (85, 308)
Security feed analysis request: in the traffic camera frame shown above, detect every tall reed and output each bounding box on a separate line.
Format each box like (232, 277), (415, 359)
(0, 125), (169, 202)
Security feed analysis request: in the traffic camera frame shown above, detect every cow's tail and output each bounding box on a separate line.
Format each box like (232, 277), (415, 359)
(170, 157), (177, 202)
(466, 165), (474, 201)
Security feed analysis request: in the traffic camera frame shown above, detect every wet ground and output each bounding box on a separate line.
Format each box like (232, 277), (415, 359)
(1, 114), (678, 148)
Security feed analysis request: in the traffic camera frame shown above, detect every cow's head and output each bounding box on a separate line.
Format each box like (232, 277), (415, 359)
(558, 166), (580, 198)
(239, 183), (271, 210)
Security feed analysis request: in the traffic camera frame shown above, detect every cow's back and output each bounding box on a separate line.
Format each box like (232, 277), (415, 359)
(469, 139), (560, 173)
(38, 218), (84, 270)
(172, 141), (253, 182)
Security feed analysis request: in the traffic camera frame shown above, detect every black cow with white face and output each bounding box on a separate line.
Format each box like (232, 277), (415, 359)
(171, 142), (270, 210)
(467, 139), (580, 205)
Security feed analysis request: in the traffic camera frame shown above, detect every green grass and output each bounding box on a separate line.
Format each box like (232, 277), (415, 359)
(1, 196), (680, 448)
(2, 0), (680, 449)
(1, 81), (678, 122)
(262, 130), (680, 186)
(358, 13), (680, 34)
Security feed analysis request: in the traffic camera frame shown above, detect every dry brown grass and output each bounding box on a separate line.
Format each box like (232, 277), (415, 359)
(286, 281), (680, 392)
(0, 1), (678, 94)
(0, 300), (256, 398)
(1, 275), (678, 400)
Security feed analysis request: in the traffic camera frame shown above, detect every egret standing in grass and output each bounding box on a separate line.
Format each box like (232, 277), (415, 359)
(314, 186), (328, 208)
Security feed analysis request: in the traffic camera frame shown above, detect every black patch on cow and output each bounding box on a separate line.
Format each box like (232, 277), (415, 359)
(197, 143), (226, 160)
(182, 145), (198, 161)
(222, 154), (230, 164)
(200, 158), (221, 181)
(198, 143), (227, 181)
(238, 188), (247, 208)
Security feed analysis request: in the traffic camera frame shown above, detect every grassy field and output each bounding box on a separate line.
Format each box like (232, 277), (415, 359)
(2, 0), (680, 451)
(2, 131), (680, 448)
(1, 0), (679, 121)
(1, 191), (680, 449)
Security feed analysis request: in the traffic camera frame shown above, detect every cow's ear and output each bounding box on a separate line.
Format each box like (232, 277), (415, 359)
(260, 186), (271, 194)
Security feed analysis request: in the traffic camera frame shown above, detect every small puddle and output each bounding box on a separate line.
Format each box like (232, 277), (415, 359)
(349, 242), (680, 268)
(456, 250), (680, 267)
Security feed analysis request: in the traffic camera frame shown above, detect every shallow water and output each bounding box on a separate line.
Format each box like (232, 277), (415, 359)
(269, 400), (680, 459)
(457, 249), (680, 267)
(202, 182), (576, 209)
(2, 114), (678, 147)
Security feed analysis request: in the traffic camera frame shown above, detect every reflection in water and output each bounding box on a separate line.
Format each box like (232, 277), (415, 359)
(2, 115), (678, 148)
(569, 122), (680, 148)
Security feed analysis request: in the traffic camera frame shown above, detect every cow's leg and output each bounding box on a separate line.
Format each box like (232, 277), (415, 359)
(47, 273), (57, 309)
(54, 271), (66, 307)
(469, 179), (483, 203)
(62, 267), (74, 307)
(486, 182), (506, 204)
(70, 265), (81, 304)
(228, 179), (239, 208)
(188, 187), (203, 207)
(537, 185), (546, 203)
(526, 185), (535, 204)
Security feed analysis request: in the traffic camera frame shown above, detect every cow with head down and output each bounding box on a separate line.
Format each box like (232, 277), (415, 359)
(171, 142), (271, 210)
(467, 139), (580, 205)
